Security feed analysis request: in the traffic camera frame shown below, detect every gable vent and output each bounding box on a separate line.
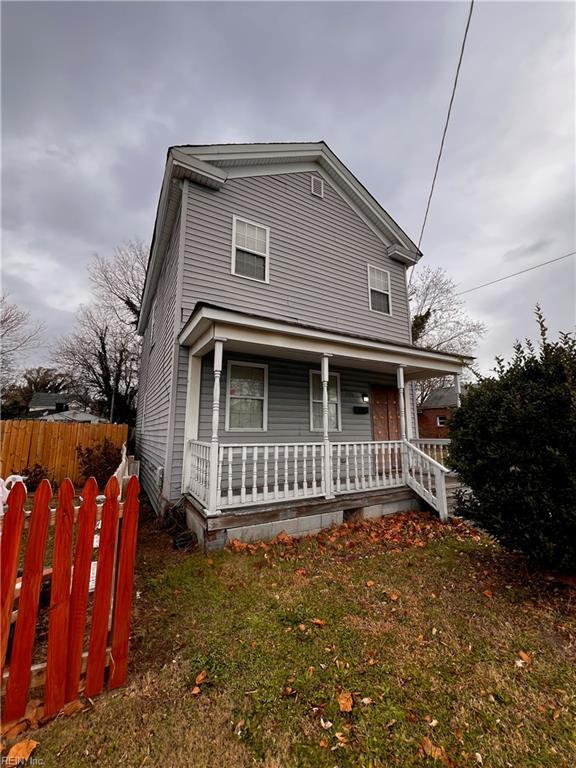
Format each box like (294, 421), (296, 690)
(310, 175), (324, 198)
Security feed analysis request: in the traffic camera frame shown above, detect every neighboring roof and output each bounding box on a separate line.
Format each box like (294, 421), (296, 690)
(137, 141), (423, 333)
(419, 384), (472, 409)
(42, 410), (106, 423)
(28, 392), (81, 409)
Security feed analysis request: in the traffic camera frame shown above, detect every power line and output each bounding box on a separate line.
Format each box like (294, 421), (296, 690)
(414, 0), (475, 257)
(456, 251), (576, 296)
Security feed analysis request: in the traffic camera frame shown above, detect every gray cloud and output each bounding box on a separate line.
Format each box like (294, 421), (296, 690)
(2, 1), (574, 373)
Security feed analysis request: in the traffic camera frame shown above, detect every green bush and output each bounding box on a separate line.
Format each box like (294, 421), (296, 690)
(76, 437), (122, 489)
(449, 309), (576, 572)
(20, 463), (53, 491)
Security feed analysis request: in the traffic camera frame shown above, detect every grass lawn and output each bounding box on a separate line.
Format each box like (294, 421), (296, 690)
(28, 507), (576, 767)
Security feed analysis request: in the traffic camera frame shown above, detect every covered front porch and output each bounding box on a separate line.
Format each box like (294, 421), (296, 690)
(179, 305), (466, 537)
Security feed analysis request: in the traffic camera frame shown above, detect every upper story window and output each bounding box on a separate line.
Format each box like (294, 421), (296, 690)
(225, 361), (268, 431)
(231, 216), (270, 283)
(309, 371), (341, 432)
(367, 265), (392, 315)
(436, 415), (447, 427)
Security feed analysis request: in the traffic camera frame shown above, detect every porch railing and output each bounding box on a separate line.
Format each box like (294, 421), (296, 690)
(189, 440), (210, 506)
(404, 442), (449, 521)
(410, 438), (451, 466)
(331, 440), (404, 492)
(186, 438), (450, 521)
(216, 442), (325, 508)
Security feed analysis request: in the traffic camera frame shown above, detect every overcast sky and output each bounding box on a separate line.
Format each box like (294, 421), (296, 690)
(2, 1), (574, 374)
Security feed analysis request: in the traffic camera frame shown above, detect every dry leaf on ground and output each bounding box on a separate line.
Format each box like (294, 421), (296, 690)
(311, 618), (325, 627)
(191, 686), (201, 696)
(7, 739), (39, 763)
(195, 670), (207, 685)
(338, 691), (353, 712)
(421, 735), (448, 763)
(62, 700), (84, 717)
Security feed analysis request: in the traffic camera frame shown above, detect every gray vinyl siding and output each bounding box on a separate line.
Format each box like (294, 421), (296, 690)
(135, 208), (181, 512)
(180, 172), (412, 344)
(197, 352), (398, 445)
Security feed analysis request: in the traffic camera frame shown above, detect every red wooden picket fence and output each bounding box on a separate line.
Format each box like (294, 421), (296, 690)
(0, 474), (140, 723)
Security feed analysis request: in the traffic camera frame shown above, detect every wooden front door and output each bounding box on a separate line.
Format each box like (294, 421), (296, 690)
(371, 385), (401, 441)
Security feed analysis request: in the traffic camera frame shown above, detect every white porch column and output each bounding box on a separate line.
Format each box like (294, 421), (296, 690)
(321, 353), (334, 498)
(453, 373), (462, 407)
(396, 365), (407, 441)
(397, 365), (408, 483)
(207, 338), (226, 514)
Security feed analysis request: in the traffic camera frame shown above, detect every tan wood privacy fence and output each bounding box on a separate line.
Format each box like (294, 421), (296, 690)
(0, 421), (128, 486)
(0, 475), (140, 723)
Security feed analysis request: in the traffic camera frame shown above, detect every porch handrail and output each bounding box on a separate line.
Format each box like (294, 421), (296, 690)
(404, 440), (449, 521)
(405, 441), (449, 473)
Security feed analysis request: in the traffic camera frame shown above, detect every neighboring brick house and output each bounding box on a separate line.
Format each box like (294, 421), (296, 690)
(417, 385), (468, 438)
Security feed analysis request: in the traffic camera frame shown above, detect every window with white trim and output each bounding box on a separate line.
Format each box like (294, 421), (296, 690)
(436, 415), (447, 427)
(231, 216), (270, 283)
(368, 265), (392, 315)
(226, 361), (268, 431)
(309, 371), (341, 431)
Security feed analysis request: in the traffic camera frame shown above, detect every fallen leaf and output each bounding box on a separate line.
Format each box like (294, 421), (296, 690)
(338, 691), (353, 713)
(2, 721), (28, 740)
(335, 732), (348, 743)
(7, 740), (39, 763)
(518, 650), (531, 664)
(388, 592), (399, 601)
(195, 670), (207, 685)
(311, 618), (325, 627)
(191, 686), (201, 696)
(475, 753), (483, 765)
(421, 735), (448, 762)
(483, 590), (493, 598)
(320, 717), (333, 730)
(366, 580), (375, 587)
(360, 697), (374, 705)
(319, 737), (328, 748)
(298, 623), (307, 632)
(62, 700), (84, 717)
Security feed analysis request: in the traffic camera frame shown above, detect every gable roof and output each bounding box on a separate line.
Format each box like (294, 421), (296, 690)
(28, 392), (81, 409)
(419, 384), (472, 409)
(137, 141), (423, 333)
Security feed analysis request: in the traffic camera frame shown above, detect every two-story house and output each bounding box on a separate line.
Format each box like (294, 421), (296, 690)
(136, 142), (469, 549)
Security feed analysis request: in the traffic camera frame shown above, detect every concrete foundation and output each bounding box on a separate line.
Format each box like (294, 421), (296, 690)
(186, 488), (426, 550)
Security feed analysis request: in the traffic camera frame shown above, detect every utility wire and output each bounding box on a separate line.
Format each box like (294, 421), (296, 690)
(410, 0), (475, 285)
(456, 250), (576, 296)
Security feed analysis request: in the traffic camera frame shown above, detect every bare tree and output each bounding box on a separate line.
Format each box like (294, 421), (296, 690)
(409, 266), (485, 403)
(88, 239), (148, 327)
(55, 305), (140, 423)
(0, 294), (44, 390)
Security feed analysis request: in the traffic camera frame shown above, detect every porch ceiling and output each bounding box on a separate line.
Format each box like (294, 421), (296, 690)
(178, 305), (470, 381)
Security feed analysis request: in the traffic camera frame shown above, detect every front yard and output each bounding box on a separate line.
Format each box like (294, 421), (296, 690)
(31, 508), (576, 767)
